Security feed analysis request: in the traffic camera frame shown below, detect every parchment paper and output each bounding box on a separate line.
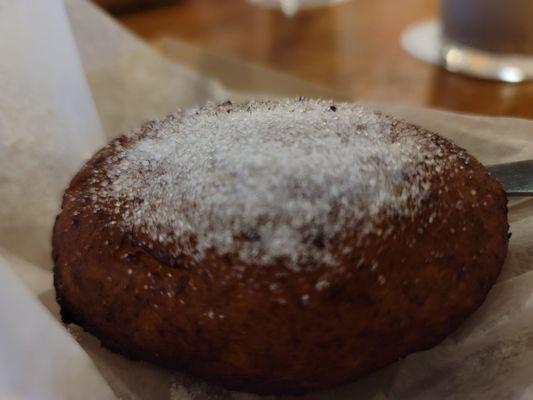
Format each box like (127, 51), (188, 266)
(0, 1), (532, 399)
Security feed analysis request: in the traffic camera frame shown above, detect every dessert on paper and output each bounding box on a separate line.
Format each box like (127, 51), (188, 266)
(0, 0), (532, 399)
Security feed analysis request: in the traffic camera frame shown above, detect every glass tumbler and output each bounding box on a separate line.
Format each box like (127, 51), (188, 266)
(441, 0), (533, 82)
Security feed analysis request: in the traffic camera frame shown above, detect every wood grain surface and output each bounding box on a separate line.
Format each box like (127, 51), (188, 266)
(119, 0), (533, 119)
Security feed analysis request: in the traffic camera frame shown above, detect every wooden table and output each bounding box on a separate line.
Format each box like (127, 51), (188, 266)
(119, 0), (533, 119)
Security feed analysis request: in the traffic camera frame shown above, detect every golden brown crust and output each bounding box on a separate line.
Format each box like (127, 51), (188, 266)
(53, 103), (508, 395)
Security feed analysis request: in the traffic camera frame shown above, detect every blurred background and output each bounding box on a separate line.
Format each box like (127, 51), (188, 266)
(92, 0), (533, 119)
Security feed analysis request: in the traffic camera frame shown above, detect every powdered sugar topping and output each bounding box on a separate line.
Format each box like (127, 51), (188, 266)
(92, 99), (445, 270)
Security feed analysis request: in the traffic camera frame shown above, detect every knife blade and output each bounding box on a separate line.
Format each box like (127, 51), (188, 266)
(487, 159), (533, 196)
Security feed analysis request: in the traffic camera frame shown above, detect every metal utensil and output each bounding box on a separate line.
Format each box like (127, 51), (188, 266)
(488, 159), (533, 196)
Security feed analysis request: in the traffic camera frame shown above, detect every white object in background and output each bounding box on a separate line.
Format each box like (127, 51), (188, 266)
(248, 0), (349, 16)
(400, 19), (441, 66)
(0, 0), (105, 266)
(281, 0), (300, 15)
